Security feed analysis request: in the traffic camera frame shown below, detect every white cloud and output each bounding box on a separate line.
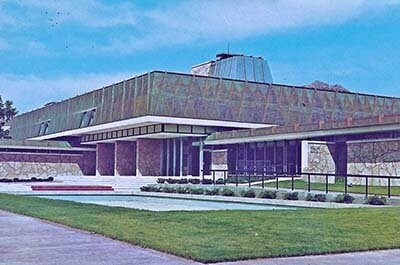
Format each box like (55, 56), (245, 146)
(96, 0), (384, 53)
(0, 72), (145, 113)
(6, 0), (138, 28)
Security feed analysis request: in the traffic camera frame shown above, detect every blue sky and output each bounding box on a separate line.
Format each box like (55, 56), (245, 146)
(0, 0), (399, 113)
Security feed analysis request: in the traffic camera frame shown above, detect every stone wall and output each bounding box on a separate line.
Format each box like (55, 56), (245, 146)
(347, 139), (400, 186)
(96, 143), (115, 176)
(301, 141), (336, 183)
(0, 151), (96, 179)
(115, 141), (136, 176)
(136, 139), (162, 176)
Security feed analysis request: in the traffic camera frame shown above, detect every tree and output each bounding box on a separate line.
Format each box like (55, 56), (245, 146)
(0, 96), (18, 138)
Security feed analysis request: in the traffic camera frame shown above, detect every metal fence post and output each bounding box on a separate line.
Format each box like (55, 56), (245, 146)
(235, 171), (238, 187)
(388, 177), (391, 198)
(365, 176), (369, 198)
(344, 175), (348, 194)
(275, 173), (278, 190)
(291, 174), (294, 191)
(212, 171), (215, 185)
(262, 171), (265, 189)
(248, 171), (251, 188)
(325, 174), (328, 194)
(307, 174), (311, 192)
(223, 170), (226, 185)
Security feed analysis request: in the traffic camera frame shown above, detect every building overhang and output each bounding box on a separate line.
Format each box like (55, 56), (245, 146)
(28, 115), (274, 141)
(205, 123), (400, 145)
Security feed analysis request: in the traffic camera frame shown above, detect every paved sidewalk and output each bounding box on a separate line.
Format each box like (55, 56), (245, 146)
(2, 209), (400, 265)
(217, 249), (400, 265)
(0, 210), (199, 265)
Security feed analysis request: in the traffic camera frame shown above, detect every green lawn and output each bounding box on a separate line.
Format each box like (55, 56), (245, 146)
(1, 193), (400, 263)
(261, 179), (398, 196)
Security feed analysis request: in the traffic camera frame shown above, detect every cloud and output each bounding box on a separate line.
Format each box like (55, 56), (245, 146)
(0, 72), (144, 113)
(95, 0), (385, 54)
(0, 0), (398, 54)
(4, 0), (138, 28)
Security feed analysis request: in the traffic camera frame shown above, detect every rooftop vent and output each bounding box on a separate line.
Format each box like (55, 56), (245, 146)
(191, 53), (273, 83)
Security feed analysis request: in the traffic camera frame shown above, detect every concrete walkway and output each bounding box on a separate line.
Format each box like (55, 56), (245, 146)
(216, 249), (400, 265)
(0, 210), (199, 265)
(2, 209), (400, 265)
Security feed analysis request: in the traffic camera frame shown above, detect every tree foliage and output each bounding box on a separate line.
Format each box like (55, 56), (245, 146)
(0, 96), (18, 138)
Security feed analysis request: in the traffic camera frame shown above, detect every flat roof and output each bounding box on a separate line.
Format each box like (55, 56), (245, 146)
(10, 70), (400, 140)
(206, 113), (400, 145)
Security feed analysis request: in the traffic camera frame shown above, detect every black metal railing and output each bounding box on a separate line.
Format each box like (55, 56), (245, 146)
(203, 169), (400, 198)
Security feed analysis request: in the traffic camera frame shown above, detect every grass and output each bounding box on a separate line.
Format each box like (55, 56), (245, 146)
(1, 193), (400, 263)
(261, 179), (399, 196)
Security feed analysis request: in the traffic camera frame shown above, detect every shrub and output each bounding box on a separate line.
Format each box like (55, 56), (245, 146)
(204, 189), (219, 195)
(241, 189), (256, 198)
(162, 186), (176, 193)
(177, 178), (188, 184)
(140, 186), (151, 192)
(13, 178), (19, 182)
(189, 188), (204, 195)
(202, 179), (213, 185)
(334, 194), (354, 204)
(47, 177), (54, 182)
(176, 187), (188, 194)
(215, 178), (225, 185)
(166, 178), (178, 184)
(31, 177), (37, 182)
(258, 190), (277, 199)
(157, 178), (166, 184)
(220, 188), (235, 197)
(188, 178), (201, 184)
(305, 193), (326, 202)
(284, 192), (299, 200)
(367, 195), (387, 205)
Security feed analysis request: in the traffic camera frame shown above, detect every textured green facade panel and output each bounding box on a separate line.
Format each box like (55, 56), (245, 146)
(10, 71), (400, 140)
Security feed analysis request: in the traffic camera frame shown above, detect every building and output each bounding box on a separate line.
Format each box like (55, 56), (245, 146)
(3, 53), (400, 183)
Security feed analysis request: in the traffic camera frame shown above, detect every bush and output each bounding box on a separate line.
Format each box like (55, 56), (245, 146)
(204, 189), (219, 196)
(241, 189), (256, 198)
(176, 187), (188, 194)
(215, 178), (225, 185)
(13, 178), (19, 182)
(202, 179), (213, 185)
(334, 194), (354, 204)
(47, 177), (54, 182)
(157, 178), (166, 184)
(166, 178), (178, 184)
(140, 186), (151, 192)
(189, 188), (204, 195)
(188, 178), (201, 184)
(177, 178), (188, 184)
(305, 193), (326, 202)
(162, 186), (176, 193)
(284, 192), (299, 200)
(258, 190), (277, 199)
(367, 195), (387, 205)
(31, 177), (37, 182)
(220, 188), (235, 197)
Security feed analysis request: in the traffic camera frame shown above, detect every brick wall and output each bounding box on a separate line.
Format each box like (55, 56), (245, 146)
(115, 141), (136, 176)
(96, 143), (115, 176)
(136, 139), (162, 176)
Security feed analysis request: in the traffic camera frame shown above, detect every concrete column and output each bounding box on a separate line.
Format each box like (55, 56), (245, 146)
(136, 138), (162, 176)
(96, 143), (115, 176)
(173, 139), (177, 176)
(179, 138), (183, 177)
(166, 139), (170, 176)
(199, 139), (204, 177)
(114, 141), (136, 176)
